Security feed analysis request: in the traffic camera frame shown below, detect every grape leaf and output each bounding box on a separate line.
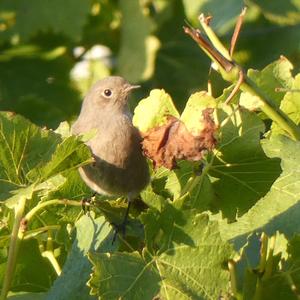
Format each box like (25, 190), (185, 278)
(117, 0), (153, 82)
(7, 292), (46, 300)
(0, 0), (92, 42)
(208, 105), (282, 220)
(165, 160), (215, 211)
(0, 112), (60, 198)
(250, 0), (300, 25)
(235, 232), (293, 299)
(0, 112), (91, 202)
(0, 55), (82, 128)
(240, 57), (294, 110)
(133, 89), (179, 133)
(180, 91), (217, 135)
(272, 73), (300, 136)
(89, 207), (234, 299)
(45, 215), (115, 300)
(0, 239), (56, 293)
(214, 136), (300, 242)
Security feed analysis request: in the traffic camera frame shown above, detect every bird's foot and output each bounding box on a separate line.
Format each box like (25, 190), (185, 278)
(111, 220), (128, 244)
(81, 193), (96, 214)
(111, 199), (132, 244)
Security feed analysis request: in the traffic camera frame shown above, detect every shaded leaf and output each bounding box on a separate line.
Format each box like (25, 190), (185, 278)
(0, 112), (91, 201)
(208, 106), (282, 220)
(117, 0), (153, 82)
(7, 292), (46, 300)
(235, 232), (296, 300)
(88, 251), (160, 300)
(0, 239), (56, 293)
(28, 135), (93, 182)
(165, 161), (215, 211)
(0, 112), (60, 198)
(214, 136), (300, 242)
(250, 0), (300, 25)
(0, 0), (92, 42)
(89, 208), (234, 299)
(0, 54), (82, 128)
(45, 215), (115, 300)
(5, 175), (66, 209)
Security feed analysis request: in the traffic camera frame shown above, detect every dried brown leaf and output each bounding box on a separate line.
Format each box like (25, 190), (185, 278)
(142, 108), (217, 169)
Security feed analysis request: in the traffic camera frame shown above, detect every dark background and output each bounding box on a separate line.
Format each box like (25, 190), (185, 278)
(1, 0), (300, 128)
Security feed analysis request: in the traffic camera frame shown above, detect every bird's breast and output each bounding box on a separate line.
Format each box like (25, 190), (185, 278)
(87, 115), (141, 168)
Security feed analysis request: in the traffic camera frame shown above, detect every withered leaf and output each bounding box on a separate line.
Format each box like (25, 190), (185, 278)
(142, 108), (217, 169)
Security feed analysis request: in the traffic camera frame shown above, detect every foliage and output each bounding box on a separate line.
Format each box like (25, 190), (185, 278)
(1, 1), (300, 300)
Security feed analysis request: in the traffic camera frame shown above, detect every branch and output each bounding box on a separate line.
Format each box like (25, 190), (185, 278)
(183, 12), (300, 141)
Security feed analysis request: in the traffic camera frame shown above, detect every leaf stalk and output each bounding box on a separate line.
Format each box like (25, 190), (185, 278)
(0, 197), (27, 300)
(184, 14), (300, 141)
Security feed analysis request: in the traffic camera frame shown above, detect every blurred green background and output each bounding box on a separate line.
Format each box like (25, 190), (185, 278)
(0, 0), (300, 128)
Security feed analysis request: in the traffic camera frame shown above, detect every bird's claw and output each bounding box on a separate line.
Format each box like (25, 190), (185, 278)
(111, 221), (128, 244)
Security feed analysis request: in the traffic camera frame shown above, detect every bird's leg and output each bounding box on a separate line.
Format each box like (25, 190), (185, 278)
(112, 195), (133, 244)
(81, 192), (96, 214)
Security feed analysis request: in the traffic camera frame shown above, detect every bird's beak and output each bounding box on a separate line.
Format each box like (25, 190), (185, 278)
(124, 84), (141, 93)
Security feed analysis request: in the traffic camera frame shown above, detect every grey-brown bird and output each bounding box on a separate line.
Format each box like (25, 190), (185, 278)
(72, 76), (149, 237)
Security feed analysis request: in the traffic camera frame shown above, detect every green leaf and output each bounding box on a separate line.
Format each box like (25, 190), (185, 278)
(0, 54), (82, 128)
(45, 215), (115, 300)
(88, 251), (160, 299)
(153, 0), (212, 110)
(0, 112), (60, 198)
(28, 135), (92, 182)
(5, 175), (66, 209)
(54, 122), (71, 138)
(272, 73), (300, 136)
(0, 112), (91, 201)
(236, 232), (296, 300)
(133, 89), (179, 132)
(0, 0), (92, 42)
(240, 57), (294, 110)
(140, 185), (165, 212)
(117, 0), (153, 82)
(165, 161), (215, 211)
(251, 0), (300, 25)
(89, 207), (234, 299)
(7, 292), (46, 300)
(0, 239), (56, 293)
(286, 235), (300, 291)
(182, 0), (246, 36)
(208, 105), (281, 220)
(48, 169), (92, 201)
(180, 91), (217, 134)
(214, 136), (300, 242)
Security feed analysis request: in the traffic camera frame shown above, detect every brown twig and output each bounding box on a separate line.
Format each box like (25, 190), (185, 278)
(230, 7), (247, 57)
(183, 26), (234, 72)
(225, 70), (245, 104)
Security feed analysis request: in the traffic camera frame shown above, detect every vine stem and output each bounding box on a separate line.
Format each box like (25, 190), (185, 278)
(42, 251), (62, 276)
(184, 13), (300, 141)
(24, 199), (83, 223)
(180, 162), (210, 199)
(228, 259), (241, 299)
(0, 197), (27, 300)
(198, 13), (232, 61)
(241, 77), (300, 141)
(0, 198), (83, 299)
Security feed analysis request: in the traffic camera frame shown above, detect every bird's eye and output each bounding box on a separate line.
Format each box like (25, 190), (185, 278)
(103, 89), (112, 97)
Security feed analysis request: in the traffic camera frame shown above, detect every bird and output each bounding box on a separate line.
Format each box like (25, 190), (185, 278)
(72, 76), (149, 239)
